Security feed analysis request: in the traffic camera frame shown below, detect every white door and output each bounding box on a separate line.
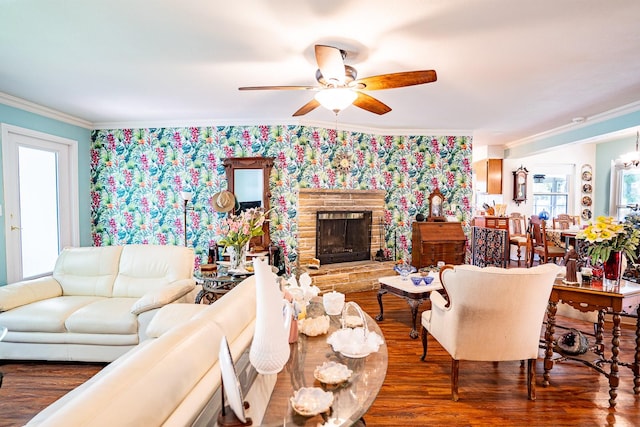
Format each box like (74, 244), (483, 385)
(2, 124), (79, 282)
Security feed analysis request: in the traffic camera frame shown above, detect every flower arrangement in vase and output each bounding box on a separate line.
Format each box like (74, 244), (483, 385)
(218, 208), (269, 270)
(578, 216), (640, 281)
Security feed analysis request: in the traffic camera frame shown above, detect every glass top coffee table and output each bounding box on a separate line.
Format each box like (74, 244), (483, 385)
(246, 304), (388, 426)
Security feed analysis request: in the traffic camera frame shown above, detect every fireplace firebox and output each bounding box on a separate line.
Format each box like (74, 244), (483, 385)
(316, 211), (372, 265)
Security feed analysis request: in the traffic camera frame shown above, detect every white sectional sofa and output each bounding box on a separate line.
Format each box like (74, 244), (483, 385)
(25, 275), (258, 427)
(0, 244), (197, 362)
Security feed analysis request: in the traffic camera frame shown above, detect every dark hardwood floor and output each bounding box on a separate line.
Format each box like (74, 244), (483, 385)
(1, 275), (639, 426)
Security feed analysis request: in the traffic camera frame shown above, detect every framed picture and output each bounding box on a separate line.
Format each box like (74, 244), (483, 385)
(428, 189), (445, 222)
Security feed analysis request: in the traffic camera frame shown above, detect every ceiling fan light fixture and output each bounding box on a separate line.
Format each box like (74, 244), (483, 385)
(314, 88), (358, 114)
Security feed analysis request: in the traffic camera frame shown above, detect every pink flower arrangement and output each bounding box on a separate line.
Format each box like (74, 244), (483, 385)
(218, 208), (268, 249)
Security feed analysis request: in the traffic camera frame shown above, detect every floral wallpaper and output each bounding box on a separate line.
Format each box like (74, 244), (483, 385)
(90, 125), (473, 274)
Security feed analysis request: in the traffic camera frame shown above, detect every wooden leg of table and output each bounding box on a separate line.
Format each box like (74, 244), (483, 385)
(596, 309), (605, 356)
(406, 298), (422, 339)
(609, 312), (621, 407)
(375, 288), (387, 321)
(543, 300), (557, 387)
(634, 306), (640, 395)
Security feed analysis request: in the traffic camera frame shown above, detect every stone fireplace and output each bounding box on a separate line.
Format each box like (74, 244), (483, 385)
(297, 189), (395, 292)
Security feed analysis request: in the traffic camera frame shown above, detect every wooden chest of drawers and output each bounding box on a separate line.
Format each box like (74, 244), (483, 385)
(411, 222), (466, 268)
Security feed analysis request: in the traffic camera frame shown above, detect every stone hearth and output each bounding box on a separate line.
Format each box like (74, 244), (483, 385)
(297, 189), (395, 293)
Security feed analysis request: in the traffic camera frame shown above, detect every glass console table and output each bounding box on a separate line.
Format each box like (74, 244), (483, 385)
(241, 302), (388, 426)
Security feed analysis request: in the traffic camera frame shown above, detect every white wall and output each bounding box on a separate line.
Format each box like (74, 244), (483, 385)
(503, 143), (596, 220)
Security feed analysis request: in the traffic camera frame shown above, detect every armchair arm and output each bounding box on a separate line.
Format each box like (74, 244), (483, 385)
(131, 279), (195, 315)
(0, 276), (62, 311)
(430, 290), (450, 312)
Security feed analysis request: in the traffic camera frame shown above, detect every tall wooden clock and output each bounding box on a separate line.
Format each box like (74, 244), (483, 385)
(512, 166), (528, 206)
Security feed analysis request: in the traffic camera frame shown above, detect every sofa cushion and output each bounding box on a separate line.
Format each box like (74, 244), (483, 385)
(0, 296), (103, 332)
(53, 246), (123, 297)
(0, 277), (62, 311)
(3, 332), (139, 345)
(112, 245), (195, 298)
(66, 298), (139, 335)
(130, 281), (195, 315)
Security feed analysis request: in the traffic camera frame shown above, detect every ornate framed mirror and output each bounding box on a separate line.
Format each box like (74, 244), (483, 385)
(223, 157), (274, 249)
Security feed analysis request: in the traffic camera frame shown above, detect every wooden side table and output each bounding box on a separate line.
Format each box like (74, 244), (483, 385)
(376, 274), (443, 339)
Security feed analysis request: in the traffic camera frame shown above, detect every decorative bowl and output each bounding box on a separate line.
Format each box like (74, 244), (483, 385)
(394, 264), (417, 280)
(327, 327), (384, 358)
(298, 315), (330, 336)
(423, 276), (434, 285)
(290, 387), (334, 416)
(410, 276), (423, 286)
(314, 361), (353, 385)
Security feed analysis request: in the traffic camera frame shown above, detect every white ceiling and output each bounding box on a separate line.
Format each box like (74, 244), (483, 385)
(2, 0), (640, 146)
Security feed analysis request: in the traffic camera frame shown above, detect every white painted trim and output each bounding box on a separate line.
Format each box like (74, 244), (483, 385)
(93, 116), (473, 137)
(504, 101), (640, 149)
(0, 92), (93, 129)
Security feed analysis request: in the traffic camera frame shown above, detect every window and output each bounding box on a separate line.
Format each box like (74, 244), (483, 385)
(611, 165), (640, 221)
(532, 174), (569, 218)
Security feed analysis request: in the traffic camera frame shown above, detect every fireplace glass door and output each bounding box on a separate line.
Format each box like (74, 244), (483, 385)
(316, 211), (372, 265)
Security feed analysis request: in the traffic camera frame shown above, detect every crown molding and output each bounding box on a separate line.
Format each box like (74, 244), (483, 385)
(94, 116), (473, 137)
(504, 100), (640, 149)
(296, 118), (472, 137)
(0, 92), (93, 129)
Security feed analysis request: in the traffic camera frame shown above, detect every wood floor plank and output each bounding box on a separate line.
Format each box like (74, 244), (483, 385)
(1, 286), (639, 426)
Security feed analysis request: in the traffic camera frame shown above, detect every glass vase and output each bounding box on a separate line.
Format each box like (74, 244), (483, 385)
(603, 251), (623, 281)
(228, 244), (247, 271)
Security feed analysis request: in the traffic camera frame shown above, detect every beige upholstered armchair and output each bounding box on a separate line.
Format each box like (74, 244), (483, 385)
(420, 263), (561, 401)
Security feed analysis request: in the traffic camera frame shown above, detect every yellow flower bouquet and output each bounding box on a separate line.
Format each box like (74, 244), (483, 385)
(578, 216), (640, 264)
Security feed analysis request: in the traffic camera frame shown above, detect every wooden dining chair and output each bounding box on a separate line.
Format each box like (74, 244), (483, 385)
(552, 214), (572, 230)
(508, 213), (528, 267)
(528, 216), (565, 266)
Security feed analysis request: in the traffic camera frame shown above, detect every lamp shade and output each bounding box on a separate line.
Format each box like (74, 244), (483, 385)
(180, 191), (193, 202)
(314, 88), (357, 113)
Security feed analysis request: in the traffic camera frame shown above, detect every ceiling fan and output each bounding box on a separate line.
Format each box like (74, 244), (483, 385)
(238, 45), (437, 116)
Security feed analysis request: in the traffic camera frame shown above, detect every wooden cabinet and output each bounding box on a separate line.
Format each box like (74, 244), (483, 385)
(473, 216), (509, 231)
(411, 222), (466, 268)
(474, 158), (503, 194)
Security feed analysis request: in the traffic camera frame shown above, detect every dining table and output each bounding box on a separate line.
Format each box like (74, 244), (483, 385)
(545, 228), (580, 249)
(543, 276), (640, 408)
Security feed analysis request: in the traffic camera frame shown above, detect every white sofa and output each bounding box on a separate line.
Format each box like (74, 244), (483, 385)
(0, 244), (197, 362)
(25, 275), (258, 427)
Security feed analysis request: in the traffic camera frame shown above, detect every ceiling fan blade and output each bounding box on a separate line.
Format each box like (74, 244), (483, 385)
(315, 45), (346, 85)
(239, 85), (316, 91)
(355, 70), (437, 90)
(353, 92), (392, 115)
(292, 98), (321, 116)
